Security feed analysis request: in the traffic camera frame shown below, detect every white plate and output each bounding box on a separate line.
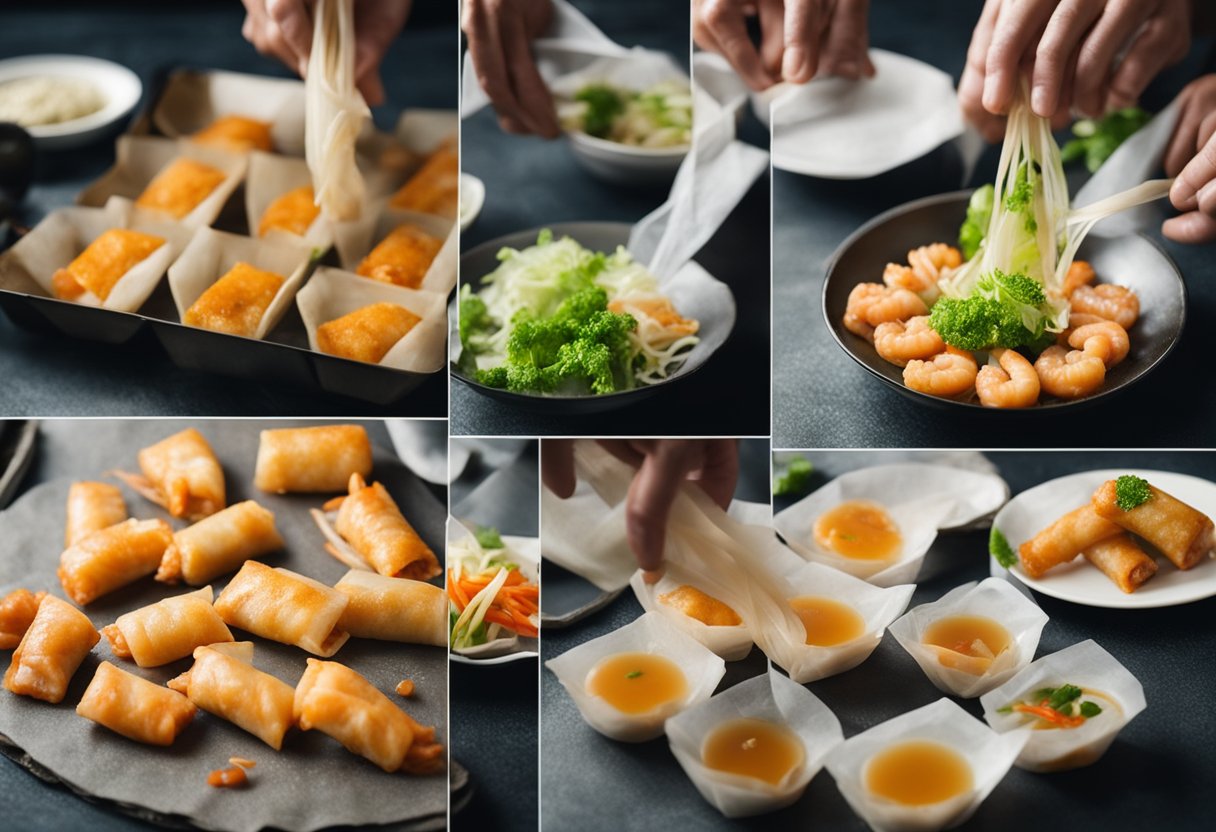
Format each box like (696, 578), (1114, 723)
(459, 172), (485, 232)
(565, 130), (687, 185)
(993, 469), (1216, 609)
(0, 55), (141, 151)
(449, 534), (540, 666)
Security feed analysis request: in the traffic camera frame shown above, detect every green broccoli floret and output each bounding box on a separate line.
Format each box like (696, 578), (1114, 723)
(929, 296), (1032, 351)
(1004, 162), (1038, 234)
(1061, 107), (1152, 173)
(958, 184), (993, 260)
(1114, 475), (1152, 511)
(575, 85), (626, 138)
(458, 292), (496, 354)
(773, 457), (814, 496)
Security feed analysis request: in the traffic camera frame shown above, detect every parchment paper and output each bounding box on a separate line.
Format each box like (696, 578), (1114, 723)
(0, 421), (448, 832)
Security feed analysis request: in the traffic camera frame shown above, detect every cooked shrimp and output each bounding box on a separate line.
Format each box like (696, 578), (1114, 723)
(1057, 312), (1106, 344)
(844, 283), (886, 340)
(976, 348), (1040, 408)
(884, 243), (960, 302)
(864, 287), (927, 327)
(874, 316), (946, 367)
(1070, 284), (1139, 329)
(1067, 320), (1129, 367)
(903, 346), (978, 398)
(1063, 260), (1096, 296)
(1035, 344), (1106, 399)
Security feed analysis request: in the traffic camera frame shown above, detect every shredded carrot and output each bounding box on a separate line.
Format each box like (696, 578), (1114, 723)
(1013, 702), (1085, 728)
(228, 756), (256, 769)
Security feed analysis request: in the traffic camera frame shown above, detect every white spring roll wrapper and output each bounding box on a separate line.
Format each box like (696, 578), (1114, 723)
(889, 578), (1049, 699)
(980, 639), (1146, 772)
(167, 227), (315, 340)
(666, 668), (843, 818)
(630, 563), (753, 662)
(825, 698), (1028, 832)
(331, 204), (456, 295)
(244, 151), (335, 250)
(544, 611), (725, 743)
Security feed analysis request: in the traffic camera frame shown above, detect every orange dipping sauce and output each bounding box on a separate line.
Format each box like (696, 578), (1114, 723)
(813, 501), (901, 560)
(585, 652), (688, 714)
(865, 740), (973, 806)
(702, 718), (805, 785)
(790, 596), (865, 646)
(922, 615), (1012, 674)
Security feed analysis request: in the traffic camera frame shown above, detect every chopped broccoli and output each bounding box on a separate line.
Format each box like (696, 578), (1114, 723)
(773, 457), (814, 496)
(475, 525), (504, 549)
(989, 527), (1017, 569)
(1061, 107), (1152, 173)
(458, 291), (496, 354)
(930, 269), (1057, 351)
(1114, 475), (1152, 511)
(958, 184), (994, 260)
(574, 85), (626, 138)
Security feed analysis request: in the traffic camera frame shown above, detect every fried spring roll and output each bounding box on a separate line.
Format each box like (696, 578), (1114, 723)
(167, 643), (296, 750)
(65, 481), (128, 547)
(137, 427), (226, 519)
(389, 145), (458, 217)
(253, 425), (373, 494)
(182, 261), (286, 338)
(258, 185), (320, 237)
(135, 158), (227, 219)
(355, 224), (442, 289)
(0, 589), (46, 650)
(334, 474), (440, 581)
(191, 115), (273, 153)
(214, 561), (349, 656)
(156, 500), (284, 585)
(334, 571), (446, 646)
(101, 586), (233, 667)
(315, 302), (421, 364)
(293, 659), (443, 773)
(1018, 504), (1123, 578)
(76, 661), (196, 746)
(58, 518), (174, 606)
(3, 595), (100, 703)
(1082, 534), (1158, 594)
(1092, 479), (1215, 570)
(51, 229), (166, 302)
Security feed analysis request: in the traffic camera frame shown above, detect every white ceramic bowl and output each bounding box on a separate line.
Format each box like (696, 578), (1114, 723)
(566, 130), (687, 186)
(459, 172), (485, 231)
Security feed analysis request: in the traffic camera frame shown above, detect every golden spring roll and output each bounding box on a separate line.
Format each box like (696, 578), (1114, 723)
(135, 158), (227, 219)
(1082, 534), (1159, 594)
(1018, 504), (1123, 578)
(214, 561), (349, 656)
(259, 185), (321, 237)
(76, 661), (196, 746)
(1092, 479), (1215, 570)
(253, 425), (373, 494)
(4, 595), (100, 703)
(137, 427), (225, 519)
(191, 115), (273, 153)
(51, 229), (166, 303)
(58, 518), (174, 606)
(355, 224), (442, 289)
(0, 589), (45, 650)
(156, 500), (284, 585)
(100, 586), (233, 667)
(293, 659), (444, 773)
(182, 261), (286, 338)
(389, 145), (458, 217)
(335, 474), (440, 581)
(334, 571), (446, 646)
(315, 302), (421, 364)
(167, 643), (296, 750)
(65, 481), (128, 547)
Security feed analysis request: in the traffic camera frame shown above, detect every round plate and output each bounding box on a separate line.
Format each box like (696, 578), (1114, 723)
(0, 55), (142, 151)
(993, 468), (1216, 609)
(449, 535), (540, 666)
(452, 221), (722, 414)
(823, 190), (1186, 411)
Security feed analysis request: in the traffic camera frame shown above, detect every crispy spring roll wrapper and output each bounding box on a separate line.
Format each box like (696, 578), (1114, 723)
(3, 595), (100, 703)
(293, 658), (444, 773)
(191, 115), (274, 153)
(157, 500), (284, 585)
(76, 661), (196, 746)
(1092, 480), (1216, 570)
(388, 145), (458, 218)
(167, 643), (296, 750)
(334, 474), (440, 581)
(65, 481), (128, 547)
(51, 228), (166, 303)
(1018, 505), (1123, 578)
(214, 561), (350, 656)
(253, 425), (373, 494)
(101, 586), (233, 667)
(182, 261), (286, 338)
(334, 571), (446, 646)
(316, 301), (422, 364)
(0, 589), (46, 650)
(58, 518), (175, 606)
(136, 427), (226, 519)
(1082, 534), (1159, 594)
(135, 158), (228, 220)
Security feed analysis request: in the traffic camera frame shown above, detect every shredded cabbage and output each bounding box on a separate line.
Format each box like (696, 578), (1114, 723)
(558, 80), (692, 148)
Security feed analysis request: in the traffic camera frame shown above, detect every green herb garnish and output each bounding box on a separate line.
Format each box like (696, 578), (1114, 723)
(625, 670), (643, 679)
(475, 525), (505, 550)
(989, 527), (1017, 569)
(1115, 475), (1152, 511)
(1046, 684), (1083, 711)
(773, 457), (814, 496)
(1079, 701), (1103, 718)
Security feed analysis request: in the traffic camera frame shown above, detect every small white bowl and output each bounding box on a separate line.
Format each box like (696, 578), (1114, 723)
(459, 173), (484, 232)
(0, 55), (141, 151)
(566, 130), (687, 186)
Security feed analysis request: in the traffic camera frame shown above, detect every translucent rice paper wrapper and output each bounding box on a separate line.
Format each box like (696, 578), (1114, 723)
(667, 669), (843, 818)
(630, 563), (754, 661)
(151, 68), (307, 155)
(77, 135), (247, 230)
(167, 226), (315, 340)
(5, 197), (193, 312)
(889, 579), (1049, 699)
(446, 518), (540, 660)
(296, 266), (447, 372)
(540, 478), (635, 592)
(331, 204), (456, 295)
(773, 464), (1009, 586)
(825, 698), (1028, 832)
(245, 151), (335, 250)
(544, 611), (726, 743)
(980, 639), (1146, 772)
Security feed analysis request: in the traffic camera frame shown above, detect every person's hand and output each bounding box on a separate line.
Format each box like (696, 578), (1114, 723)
(693, 0), (874, 92)
(240, 0), (411, 106)
(542, 439), (740, 581)
(462, 0), (559, 137)
(960, 0), (1191, 142)
(1162, 75), (1216, 243)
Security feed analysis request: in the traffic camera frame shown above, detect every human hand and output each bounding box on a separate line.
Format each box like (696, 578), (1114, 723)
(692, 0), (874, 92)
(542, 439), (740, 581)
(462, 0), (559, 137)
(1163, 75), (1216, 243)
(240, 0), (411, 106)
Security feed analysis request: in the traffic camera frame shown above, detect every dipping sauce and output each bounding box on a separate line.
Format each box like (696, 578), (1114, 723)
(659, 585), (742, 627)
(585, 652), (688, 714)
(702, 717), (805, 785)
(813, 501), (901, 560)
(790, 596), (865, 646)
(922, 615), (1012, 674)
(865, 740), (973, 806)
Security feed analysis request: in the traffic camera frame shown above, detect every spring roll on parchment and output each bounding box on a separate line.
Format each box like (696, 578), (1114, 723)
(4, 595), (99, 703)
(1018, 504), (1123, 578)
(101, 586), (233, 667)
(58, 518), (174, 606)
(76, 661), (196, 746)
(156, 500), (284, 585)
(120, 428), (225, 520)
(0, 589), (45, 649)
(329, 474), (440, 581)
(1092, 477), (1215, 571)
(253, 425), (373, 494)
(65, 482), (127, 547)
(1082, 534), (1158, 594)
(214, 561), (350, 657)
